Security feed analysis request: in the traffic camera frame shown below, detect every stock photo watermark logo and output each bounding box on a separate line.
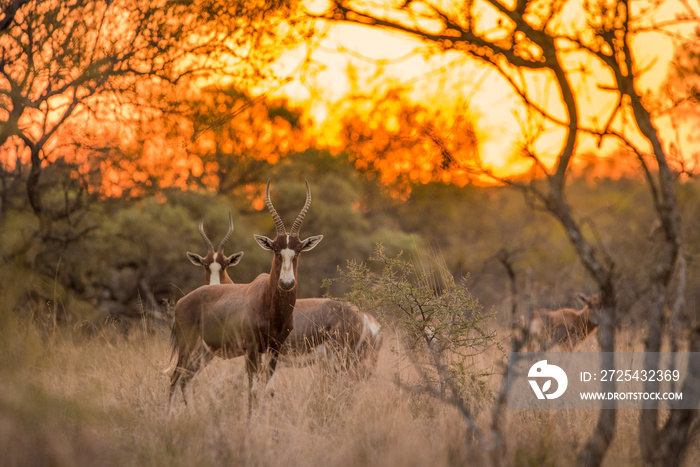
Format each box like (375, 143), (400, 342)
(508, 352), (700, 410)
(528, 360), (568, 400)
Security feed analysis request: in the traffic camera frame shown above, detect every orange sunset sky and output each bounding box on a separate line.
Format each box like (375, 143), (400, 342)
(3, 0), (698, 196)
(253, 0), (699, 181)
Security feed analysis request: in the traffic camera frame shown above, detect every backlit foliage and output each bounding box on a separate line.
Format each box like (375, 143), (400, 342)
(0, 0), (311, 205)
(93, 86), (311, 198)
(186, 86), (310, 193)
(338, 83), (480, 194)
(663, 29), (700, 176)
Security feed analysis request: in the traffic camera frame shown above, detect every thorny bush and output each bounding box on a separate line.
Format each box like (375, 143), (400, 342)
(325, 245), (499, 409)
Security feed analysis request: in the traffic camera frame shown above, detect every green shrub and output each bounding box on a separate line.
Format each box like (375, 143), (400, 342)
(326, 245), (499, 408)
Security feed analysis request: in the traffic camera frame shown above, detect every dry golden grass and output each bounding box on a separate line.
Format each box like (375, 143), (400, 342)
(1, 315), (698, 467)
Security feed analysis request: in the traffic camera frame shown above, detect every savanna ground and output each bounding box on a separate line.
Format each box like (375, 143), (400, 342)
(3, 170), (699, 467)
(2, 309), (698, 467)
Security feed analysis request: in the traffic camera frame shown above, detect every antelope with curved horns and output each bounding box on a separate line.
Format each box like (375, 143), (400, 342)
(167, 180), (323, 414)
(528, 293), (602, 351)
(186, 217), (384, 376)
(186, 213), (244, 285)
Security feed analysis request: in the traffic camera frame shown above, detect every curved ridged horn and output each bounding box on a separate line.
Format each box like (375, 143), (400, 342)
(290, 180), (311, 238)
(217, 212), (234, 252)
(198, 215), (214, 252)
(265, 180), (286, 237)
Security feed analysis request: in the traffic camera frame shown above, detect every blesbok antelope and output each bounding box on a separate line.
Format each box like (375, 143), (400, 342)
(186, 213), (244, 285)
(279, 299), (383, 376)
(167, 180), (323, 413)
(528, 293), (603, 351)
(186, 218), (383, 376)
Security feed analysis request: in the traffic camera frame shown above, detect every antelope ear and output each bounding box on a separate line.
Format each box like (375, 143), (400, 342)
(187, 252), (205, 266)
(254, 235), (275, 251)
(300, 235), (324, 252)
(225, 251), (244, 267)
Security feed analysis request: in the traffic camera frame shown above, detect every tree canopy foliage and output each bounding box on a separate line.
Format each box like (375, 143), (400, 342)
(0, 0), (311, 220)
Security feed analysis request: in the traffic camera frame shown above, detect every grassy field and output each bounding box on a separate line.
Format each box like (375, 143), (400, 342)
(1, 316), (698, 467)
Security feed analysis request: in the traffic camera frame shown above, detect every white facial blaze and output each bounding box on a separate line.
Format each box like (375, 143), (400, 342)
(279, 244), (296, 288)
(208, 252), (222, 285)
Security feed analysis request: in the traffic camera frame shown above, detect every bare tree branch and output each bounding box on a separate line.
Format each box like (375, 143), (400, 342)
(321, 0), (693, 464)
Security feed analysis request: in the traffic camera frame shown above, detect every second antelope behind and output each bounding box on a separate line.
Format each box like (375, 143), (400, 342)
(167, 180), (323, 414)
(186, 213), (243, 285)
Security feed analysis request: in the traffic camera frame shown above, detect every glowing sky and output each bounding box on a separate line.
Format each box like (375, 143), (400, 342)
(268, 0), (696, 179)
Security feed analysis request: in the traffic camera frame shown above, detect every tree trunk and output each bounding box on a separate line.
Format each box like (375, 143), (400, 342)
(26, 145), (51, 237)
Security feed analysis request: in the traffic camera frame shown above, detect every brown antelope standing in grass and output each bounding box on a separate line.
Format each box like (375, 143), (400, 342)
(187, 215), (383, 377)
(166, 180), (323, 414)
(528, 293), (603, 351)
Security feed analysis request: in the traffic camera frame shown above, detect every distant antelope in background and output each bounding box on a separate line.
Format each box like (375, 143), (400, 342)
(186, 215), (383, 377)
(166, 180), (323, 414)
(528, 293), (602, 351)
